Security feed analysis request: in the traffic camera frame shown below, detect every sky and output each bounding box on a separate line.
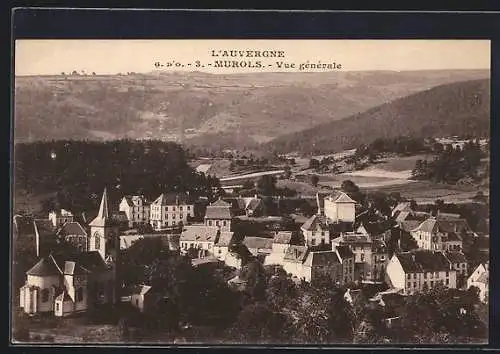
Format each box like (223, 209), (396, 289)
(15, 39), (490, 76)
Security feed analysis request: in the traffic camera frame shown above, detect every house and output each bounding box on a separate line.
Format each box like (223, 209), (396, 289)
(391, 202), (411, 218)
(19, 251), (115, 317)
(213, 231), (235, 261)
(281, 245), (310, 281)
(385, 250), (456, 295)
(149, 193), (195, 230)
(323, 191), (356, 224)
(33, 219), (58, 257)
(334, 245), (356, 285)
(49, 209), (74, 228)
(467, 264), (488, 303)
(119, 195), (150, 228)
(264, 231), (293, 266)
(301, 214), (330, 247)
(371, 239), (388, 283)
(242, 236), (274, 257)
(445, 251), (468, 288)
(410, 217), (470, 251)
(204, 198), (233, 231)
(179, 225), (220, 257)
(120, 284), (160, 314)
(56, 222), (88, 252)
(332, 232), (373, 281)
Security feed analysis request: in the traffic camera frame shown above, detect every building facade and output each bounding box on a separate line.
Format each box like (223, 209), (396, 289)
(149, 193), (194, 230)
(119, 195), (150, 228)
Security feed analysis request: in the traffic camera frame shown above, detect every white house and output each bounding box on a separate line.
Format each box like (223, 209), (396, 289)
(204, 199), (233, 232)
(213, 231), (235, 261)
(410, 217), (470, 251)
(119, 195), (150, 228)
(385, 250), (457, 295)
(301, 214), (330, 247)
(264, 231), (293, 266)
(467, 263), (489, 303)
(323, 191), (356, 224)
(179, 225), (220, 256)
(149, 193), (194, 230)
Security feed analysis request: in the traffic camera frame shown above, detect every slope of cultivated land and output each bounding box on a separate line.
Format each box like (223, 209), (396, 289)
(266, 78), (490, 154)
(14, 70), (489, 150)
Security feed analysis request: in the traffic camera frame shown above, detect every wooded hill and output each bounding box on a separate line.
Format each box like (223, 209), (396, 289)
(265, 79), (490, 155)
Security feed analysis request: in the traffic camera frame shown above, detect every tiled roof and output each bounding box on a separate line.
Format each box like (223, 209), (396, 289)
(399, 220), (422, 232)
(301, 214), (329, 231)
(397, 250), (451, 273)
(215, 231), (234, 247)
(205, 200), (233, 219)
(242, 237), (273, 251)
(151, 193), (192, 206)
(51, 251), (109, 273)
(304, 250), (341, 267)
(335, 245), (354, 260)
(57, 222), (87, 237)
(246, 198), (262, 212)
(122, 196), (134, 207)
(395, 211), (411, 223)
(392, 202), (411, 215)
(180, 225), (219, 242)
(26, 255), (62, 276)
(445, 251), (467, 264)
(63, 261), (88, 275)
(273, 231), (293, 245)
(341, 233), (372, 244)
(284, 245), (309, 263)
(329, 191), (356, 203)
(436, 219), (471, 234)
(411, 218), (438, 233)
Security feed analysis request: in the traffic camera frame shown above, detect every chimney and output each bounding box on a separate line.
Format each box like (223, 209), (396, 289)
(411, 253), (416, 262)
(254, 194), (258, 199)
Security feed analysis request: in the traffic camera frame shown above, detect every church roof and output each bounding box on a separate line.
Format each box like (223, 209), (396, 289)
(89, 188), (115, 227)
(57, 222), (87, 237)
(26, 255), (62, 276)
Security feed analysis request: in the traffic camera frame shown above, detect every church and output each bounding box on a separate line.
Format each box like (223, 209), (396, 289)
(19, 189), (121, 317)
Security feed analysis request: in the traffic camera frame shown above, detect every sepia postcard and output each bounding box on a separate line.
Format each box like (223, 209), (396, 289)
(11, 37), (490, 346)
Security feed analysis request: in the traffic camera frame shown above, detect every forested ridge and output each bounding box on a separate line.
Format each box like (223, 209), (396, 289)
(13, 139), (220, 214)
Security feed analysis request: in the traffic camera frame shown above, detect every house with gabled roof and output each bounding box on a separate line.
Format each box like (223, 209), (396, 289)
(213, 230), (235, 261)
(56, 221), (88, 253)
(204, 198), (233, 231)
(385, 250), (457, 295)
(179, 225), (220, 257)
(48, 209), (74, 228)
(264, 231), (294, 266)
(410, 216), (470, 251)
(119, 195), (151, 228)
(149, 192), (194, 230)
(301, 214), (330, 247)
(467, 263), (488, 303)
(323, 191), (356, 224)
(242, 236), (273, 257)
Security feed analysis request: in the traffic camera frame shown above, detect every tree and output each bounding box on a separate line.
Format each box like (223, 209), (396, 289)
(310, 174), (319, 187)
(309, 158), (320, 170)
(256, 175), (277, 196)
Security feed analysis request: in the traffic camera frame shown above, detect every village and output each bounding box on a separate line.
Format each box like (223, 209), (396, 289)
(12, 169), (490, 343)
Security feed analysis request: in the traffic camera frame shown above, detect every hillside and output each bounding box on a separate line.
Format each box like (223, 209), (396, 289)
(265, 79), (490, 155)
(14, 70), (489, 150)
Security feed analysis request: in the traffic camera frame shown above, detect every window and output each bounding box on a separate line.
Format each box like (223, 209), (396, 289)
(361, 254), (365, 262)
(208, 220), (212, 226)
(223, 221), (227, 226)
(173, 207), (176, 211)
(187, 206), (190, 210)
(180, 206), (183, 211)
(94, 233), (101, 250)
(218, 249), (222, 254)
(321, 238), (325, 244)
(407, 273), (411, 280)
(413, 273), (417, 279)
(446, 279), (449, 285)
(446, 271), (449, 277)
(172, 221), (176, 226)
(180, 214), (184, 219)
(311, 238), (316, 246)
(41, 289), (49, 302)
(430, 281), (434, 287)
(414, 282), (417, 288)
(136, 299), (139, 307)
(216, 221), (220, 226)
(76, 288), (84, 302)
(424, 272), (427, 279)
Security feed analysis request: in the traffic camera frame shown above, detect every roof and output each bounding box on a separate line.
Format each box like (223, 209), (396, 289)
(205, 199), (233, 219)
(57, 222), (87, 237)
(336, 245), (354, 260)
(392, 202), (411, 215)
(191, 256), (220, 267)
(246, 198), (262, 212)
(89, 188), (115, 227)
(304, 250), (341, 267)
(50, 209), (74, 217)
(395, 211), (411, 223)
(242, 237), (273, 251)
(34, 219), (56, 237)
(445, 251), (467, 264)
(436, 219), (471, 234)
(397, 250), (451, 273)
(274, 231), (293, 245)
(399, 220), (422, 232)
(63, 261), (88, 275)
(444, 232), (462, 242)
(195, 164), (212, 174)
(284, 245), (309, 263)
(51, 251), (109, 273)
(215, 231), (234, 247)
(328, 191), (356, 203)
(27, 255), (62, 276)
(125, 284), (152, 296)
(151, 193), (192, 206)
(411, 218), (437, 233)
(341, 233), (372, 244)
(180, 225), (219, 242)
(301, 214), (329, 232)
